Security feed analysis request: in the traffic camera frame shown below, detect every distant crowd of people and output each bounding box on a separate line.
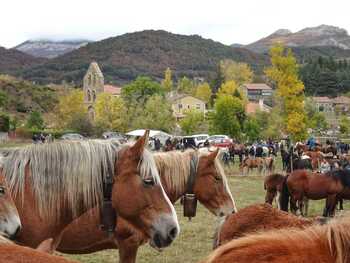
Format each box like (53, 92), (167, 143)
(32, 133), (53, 144)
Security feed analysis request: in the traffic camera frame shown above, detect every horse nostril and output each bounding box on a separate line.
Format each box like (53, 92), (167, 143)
(9, 226), (21, 240)
(219, 212), (225, 217)
(168, 227), (178, 240)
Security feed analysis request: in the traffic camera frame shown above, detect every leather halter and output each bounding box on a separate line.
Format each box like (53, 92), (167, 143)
(183, 154), (199, 220)
(100, 161), (117, 237)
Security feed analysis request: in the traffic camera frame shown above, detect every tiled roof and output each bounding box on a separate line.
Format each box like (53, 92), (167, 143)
(243, 83), (272, 90)
(104, 84), (121, 95)
(313, 96), (332, 103)
(332, 96), (350, 104)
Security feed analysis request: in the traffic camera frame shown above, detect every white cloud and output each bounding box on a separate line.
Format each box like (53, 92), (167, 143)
(1, 0), (350, 48)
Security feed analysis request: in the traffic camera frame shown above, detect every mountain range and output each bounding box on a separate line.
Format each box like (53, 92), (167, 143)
(1, 25), (350, 85)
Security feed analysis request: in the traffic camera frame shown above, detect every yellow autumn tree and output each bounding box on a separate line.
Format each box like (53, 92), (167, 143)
(265, 44), (307, 141)
(55, 90), (87, 129)
(220, 59), (254, 86)
(95, 93), (127, 132)
(195, 82), (212, 103)
(161, 67), (173, 92)
(217, 80), (248, 104)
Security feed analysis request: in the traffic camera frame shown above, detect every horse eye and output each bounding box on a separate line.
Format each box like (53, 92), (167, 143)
(214, 176), (222, 182)
(143, 178), (155, 187)
(0, 187), (5, 195)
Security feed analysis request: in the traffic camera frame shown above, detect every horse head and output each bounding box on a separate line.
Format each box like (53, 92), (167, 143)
(112, 131), (179, 249)
(0, 161), (21, 240)
(193, 148), (237, 216)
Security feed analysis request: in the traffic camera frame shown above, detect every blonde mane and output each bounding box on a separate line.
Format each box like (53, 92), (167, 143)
(153, 149), (232, 201)
(206, 216), (350, 263)
(1, 140), (158, 221)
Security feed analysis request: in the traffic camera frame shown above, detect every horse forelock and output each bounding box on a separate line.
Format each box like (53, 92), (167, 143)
(2, 140), (121, 221)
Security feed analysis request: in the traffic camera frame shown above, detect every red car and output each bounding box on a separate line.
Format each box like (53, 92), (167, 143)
(207, 135), (233, 148)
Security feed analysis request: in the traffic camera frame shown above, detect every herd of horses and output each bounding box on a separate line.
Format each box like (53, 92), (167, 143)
(0, 132), (350, 262)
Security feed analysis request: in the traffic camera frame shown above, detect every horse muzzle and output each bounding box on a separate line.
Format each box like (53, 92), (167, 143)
(149, 214), (179, 249)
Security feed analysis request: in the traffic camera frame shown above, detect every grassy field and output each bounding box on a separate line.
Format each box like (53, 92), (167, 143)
(61, 161), (350, 263)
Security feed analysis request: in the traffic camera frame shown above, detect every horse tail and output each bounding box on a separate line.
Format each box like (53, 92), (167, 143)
(279, 175), (290, 211)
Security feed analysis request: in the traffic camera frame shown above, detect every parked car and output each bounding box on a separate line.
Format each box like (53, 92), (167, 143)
(60, 133), (85, 140)
(102, 131), (126, 141)
(205, 135), (233, 148)
(183, 134), (209, 148)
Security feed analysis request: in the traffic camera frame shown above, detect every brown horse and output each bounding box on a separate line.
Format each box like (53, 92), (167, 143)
(264, 173), (286, 208)
(1, 131), (179, 252)
(57, 148), (237, 263)
(263, 157), (274, 173)
(240, 157), (264, 175)
(303, 151), (324, 171)
(203, 216), (350, 263)
(0, 237), (77, 263)
(280, 169), (350, 217)
(213, 203), (315, 248)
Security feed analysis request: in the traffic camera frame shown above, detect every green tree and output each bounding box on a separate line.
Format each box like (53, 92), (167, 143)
(161, 68), (173, 92)
(122, 76), (163, 104)
(26, 111), (44, 130)
(220, 59), (254, 86)
(217, 81), (247, 103)
(0, 113), (10, 132)
(66, 112), (94, 136)
(177, 77), (195, 95)
(194, 82), (212, 104)
(243, 116), (260, 142)
(339, 115), (350, 136)
(265, 44), (307, 141)
(0, 91), (8, 109)
(210, 95), (244, 139)
(95, 93), (128, 132)
(180, 109), (205, 135)
(131, 95), (174, 132)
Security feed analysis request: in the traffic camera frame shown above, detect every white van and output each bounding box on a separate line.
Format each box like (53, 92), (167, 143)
(183, 134), (209, 148)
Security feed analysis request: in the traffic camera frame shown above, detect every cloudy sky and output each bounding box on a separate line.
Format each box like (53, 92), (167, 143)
(1, 0), (349, 48)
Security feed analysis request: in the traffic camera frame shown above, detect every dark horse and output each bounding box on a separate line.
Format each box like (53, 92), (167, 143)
(280, 169), (350, 217)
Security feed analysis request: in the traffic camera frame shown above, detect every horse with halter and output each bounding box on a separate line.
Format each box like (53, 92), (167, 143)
(56, 148), (236, 263)
(280, 169), (350, 217)
(0, 131), (180, 253)
(213, 203), (317, 249)
(203, 216), (350, 263)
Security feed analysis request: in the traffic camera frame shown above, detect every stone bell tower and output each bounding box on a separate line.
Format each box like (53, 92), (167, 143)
(83, 62), (104, 119)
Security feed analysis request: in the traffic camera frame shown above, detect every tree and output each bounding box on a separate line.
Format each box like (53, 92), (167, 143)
(0, 91), (8, 109)
(177, 77), (195, 95)
(195, 82), (212, 104)
(210, 95), (244, 139)
(161, 68), (173, 92)
(243, 116), (260, 142)
(26, 111), (44, 130)
(220, 59), (254, 86)
(216, 81), (247, 102)
(265, 44), (307, 141)
(122, 76), (163, 105)
(131, 95), (174, 132)
(94, 93), (127, 132)
(0, 113), (10, 132)
(55, 90), (87, 129)
(339, 115), (350, 136)
(179, 109), (205, 135)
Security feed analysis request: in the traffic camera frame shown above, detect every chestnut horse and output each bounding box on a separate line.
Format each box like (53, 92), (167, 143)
(213, 203), (315, 248)
(57, 148), (237, 263)
(203, 216), (350, 263)
(240, 157), (264, 175)
(264, 173), (286, 208)
(280, 169), (350, 217)
(0, 132), (179, 252)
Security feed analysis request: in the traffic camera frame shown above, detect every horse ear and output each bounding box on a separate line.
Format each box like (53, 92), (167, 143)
(208, 148), (219, 162)
(36, 238), (54, 254)
(130, 130), (149, 158)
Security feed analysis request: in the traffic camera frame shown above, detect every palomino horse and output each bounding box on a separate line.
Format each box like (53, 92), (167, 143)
(280, 169), (350, 217)
(240, 157), (264, 175)
(0, 132), (179, 252)
(57, 148), (237, 263)
(203, 216), (350, 263)
(213, 203), (315, 248)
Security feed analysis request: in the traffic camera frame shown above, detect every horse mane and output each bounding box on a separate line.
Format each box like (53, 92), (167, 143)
(206, 216), (350, 263)
(264, 173), (285, 184)
(326, 169), (350, 188)
(1, 140), (158, 221)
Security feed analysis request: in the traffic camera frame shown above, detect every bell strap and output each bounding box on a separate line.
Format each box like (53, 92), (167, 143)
(186, 154), (198, 195)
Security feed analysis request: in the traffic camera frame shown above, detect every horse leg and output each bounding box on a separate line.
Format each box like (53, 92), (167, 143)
(303, 197), (309, 217)
(118, 239), (139, 263)
(325, 195), (337, 217)
(339, 198), (344, 210)
(290, 198), (298, 215)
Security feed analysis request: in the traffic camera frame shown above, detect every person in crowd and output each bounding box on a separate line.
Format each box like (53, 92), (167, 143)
(154, 138), (161, 151)
(255, 144), (263, 158)
(319, 159), (331, 173)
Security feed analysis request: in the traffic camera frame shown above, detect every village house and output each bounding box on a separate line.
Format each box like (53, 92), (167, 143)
(83, 61), (122, 119)
(312, 96), (350, 114)
(241, 83), (273, 102)
(245, 99), (271, 115)
(169, 94), (206, 120)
